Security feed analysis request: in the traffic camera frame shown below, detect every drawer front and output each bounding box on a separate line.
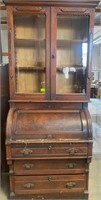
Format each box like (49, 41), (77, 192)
(11, 143), (88, 158)
(14, 175), (86, 197)
(14, 159), (86, 175)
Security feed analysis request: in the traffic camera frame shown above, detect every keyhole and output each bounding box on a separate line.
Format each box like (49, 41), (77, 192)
(52, 55), (55, 59)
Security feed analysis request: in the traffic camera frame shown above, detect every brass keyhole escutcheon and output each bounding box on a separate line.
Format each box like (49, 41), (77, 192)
(66, 163), (76, 169)
(48, 146), (52, 151)
(52, 54), (55, 59)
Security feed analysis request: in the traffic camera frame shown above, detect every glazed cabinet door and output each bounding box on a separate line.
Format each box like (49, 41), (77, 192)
(7, 5), (94, 102)
(51, 7), (94, 101)
(7, 6), (51, 100)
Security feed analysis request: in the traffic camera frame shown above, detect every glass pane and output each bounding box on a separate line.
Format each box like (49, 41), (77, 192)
(1, 24), (8, 64)
(56, 15), (89, 94)
(0, 9), (8, 64)
(14, 14), (46, 93)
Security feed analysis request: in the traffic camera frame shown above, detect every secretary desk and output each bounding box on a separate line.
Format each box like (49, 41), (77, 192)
(3, 0), (99, 199)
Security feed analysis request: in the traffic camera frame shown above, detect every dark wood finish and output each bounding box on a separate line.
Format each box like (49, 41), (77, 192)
(3, 0), (100, 8)
(14, 175), (86, 195)
(14, 159), (87, 175)
(3, 0), (98, 199)
(6, 109), (92, 140)
(3, 1), (98, 102)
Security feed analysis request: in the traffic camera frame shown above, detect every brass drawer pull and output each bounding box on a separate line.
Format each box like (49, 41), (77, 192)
(66, 181), (76, 189)
(66, 148), (78, 155)
(24, 183), (34, 189)
(21, 148), (33, 155)
(23, 163), (34, 170)
(66, 163), (76, 169)
(48, 146), (52, 151)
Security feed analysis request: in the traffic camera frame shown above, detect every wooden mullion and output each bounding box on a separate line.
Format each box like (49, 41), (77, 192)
(50, 7), (57, 100)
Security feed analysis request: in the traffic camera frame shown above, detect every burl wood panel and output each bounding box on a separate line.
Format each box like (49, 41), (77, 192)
(6, 108), (92, 140)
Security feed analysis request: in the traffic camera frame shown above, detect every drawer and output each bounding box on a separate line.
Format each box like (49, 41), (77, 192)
(11, 143), (88, 158)
(14, 174), (86, 197)
(14, 159), (86, 175)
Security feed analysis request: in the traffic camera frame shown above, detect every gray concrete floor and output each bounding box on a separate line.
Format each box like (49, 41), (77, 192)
(0, 98), (101, 200)
(88, 98), (101, 200)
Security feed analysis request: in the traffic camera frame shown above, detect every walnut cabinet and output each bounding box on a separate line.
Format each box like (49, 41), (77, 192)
(3, 0), (99, 199)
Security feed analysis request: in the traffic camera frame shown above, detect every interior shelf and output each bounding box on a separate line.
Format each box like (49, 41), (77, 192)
(57, 39), (88, 43)
(15, 66), (85, 73)
(14, 38), (87, 48)
(56, 65), (85, 70)
(15, 38), (45, 47)
(15, 66), (46, 72)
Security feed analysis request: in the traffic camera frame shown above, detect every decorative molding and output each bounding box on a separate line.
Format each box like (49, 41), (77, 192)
(14, 6), (43, 12)
(3, 0), (100, 8)
(59, 7), (89, 14)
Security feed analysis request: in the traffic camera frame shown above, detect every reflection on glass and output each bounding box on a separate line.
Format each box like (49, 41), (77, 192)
(1, 9), (8, 64)
(82, 43), (88, 67)
(56, 15), (89, 94)
(14, 14), (46, 93)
